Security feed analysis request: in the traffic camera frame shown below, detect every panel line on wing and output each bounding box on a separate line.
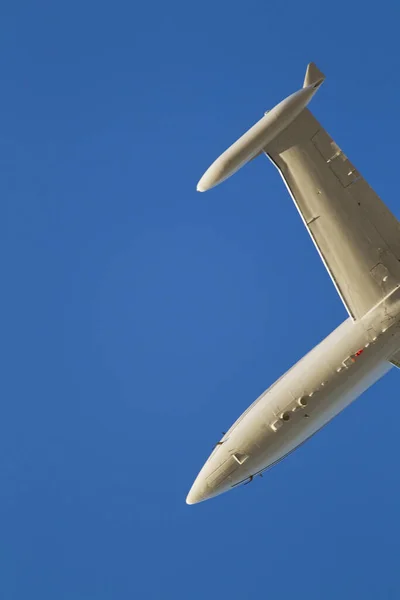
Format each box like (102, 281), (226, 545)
(267, 152), (356, 320)
(264, 108), (400, 320)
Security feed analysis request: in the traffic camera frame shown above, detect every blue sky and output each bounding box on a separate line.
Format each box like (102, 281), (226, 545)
(1, 0), (400, 598)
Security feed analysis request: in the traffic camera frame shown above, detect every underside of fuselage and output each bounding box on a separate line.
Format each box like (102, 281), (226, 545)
(187, 295), (400, 504)
(188, 62), (400, 505)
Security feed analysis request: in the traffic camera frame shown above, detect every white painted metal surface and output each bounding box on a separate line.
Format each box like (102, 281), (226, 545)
(187, 63), (400, 504)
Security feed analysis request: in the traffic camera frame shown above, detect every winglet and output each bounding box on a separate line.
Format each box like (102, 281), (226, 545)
(303, 62), (325, 88)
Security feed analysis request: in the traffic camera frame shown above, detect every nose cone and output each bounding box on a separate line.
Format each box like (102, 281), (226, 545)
(186, 449), (241, 505)
(186, 471), (229, 505)
(186, 477), (213, 505)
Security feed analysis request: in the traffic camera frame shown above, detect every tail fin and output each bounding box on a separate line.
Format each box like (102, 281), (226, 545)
(303, 62), (325, 88)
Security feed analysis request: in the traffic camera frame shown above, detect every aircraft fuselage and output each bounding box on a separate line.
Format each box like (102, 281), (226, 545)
(187, 62), (400, 504)
(186, 290), (400, 503)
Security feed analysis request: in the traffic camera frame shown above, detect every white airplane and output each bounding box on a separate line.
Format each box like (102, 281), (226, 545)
(186, 63), (400, 505)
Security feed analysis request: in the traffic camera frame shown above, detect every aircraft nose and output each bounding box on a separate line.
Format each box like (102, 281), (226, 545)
(186, 479), (209, 505)
(186, 453), (240, 505)
(186, 463), (222, 504)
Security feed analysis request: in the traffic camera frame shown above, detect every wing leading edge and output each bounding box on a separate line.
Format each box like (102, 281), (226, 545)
(264, 106), (400, 320)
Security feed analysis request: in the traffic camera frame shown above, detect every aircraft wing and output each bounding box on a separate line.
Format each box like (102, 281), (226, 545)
(265, 108), (400, 320)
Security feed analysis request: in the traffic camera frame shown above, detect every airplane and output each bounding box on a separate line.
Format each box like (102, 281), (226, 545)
(186, 62), (400, 505)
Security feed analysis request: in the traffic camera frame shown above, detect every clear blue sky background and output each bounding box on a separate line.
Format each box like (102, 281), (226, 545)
(2, 1), (400, 598)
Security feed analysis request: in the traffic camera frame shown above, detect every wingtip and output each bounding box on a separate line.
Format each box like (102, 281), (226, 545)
(303, 62), (325, 88)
